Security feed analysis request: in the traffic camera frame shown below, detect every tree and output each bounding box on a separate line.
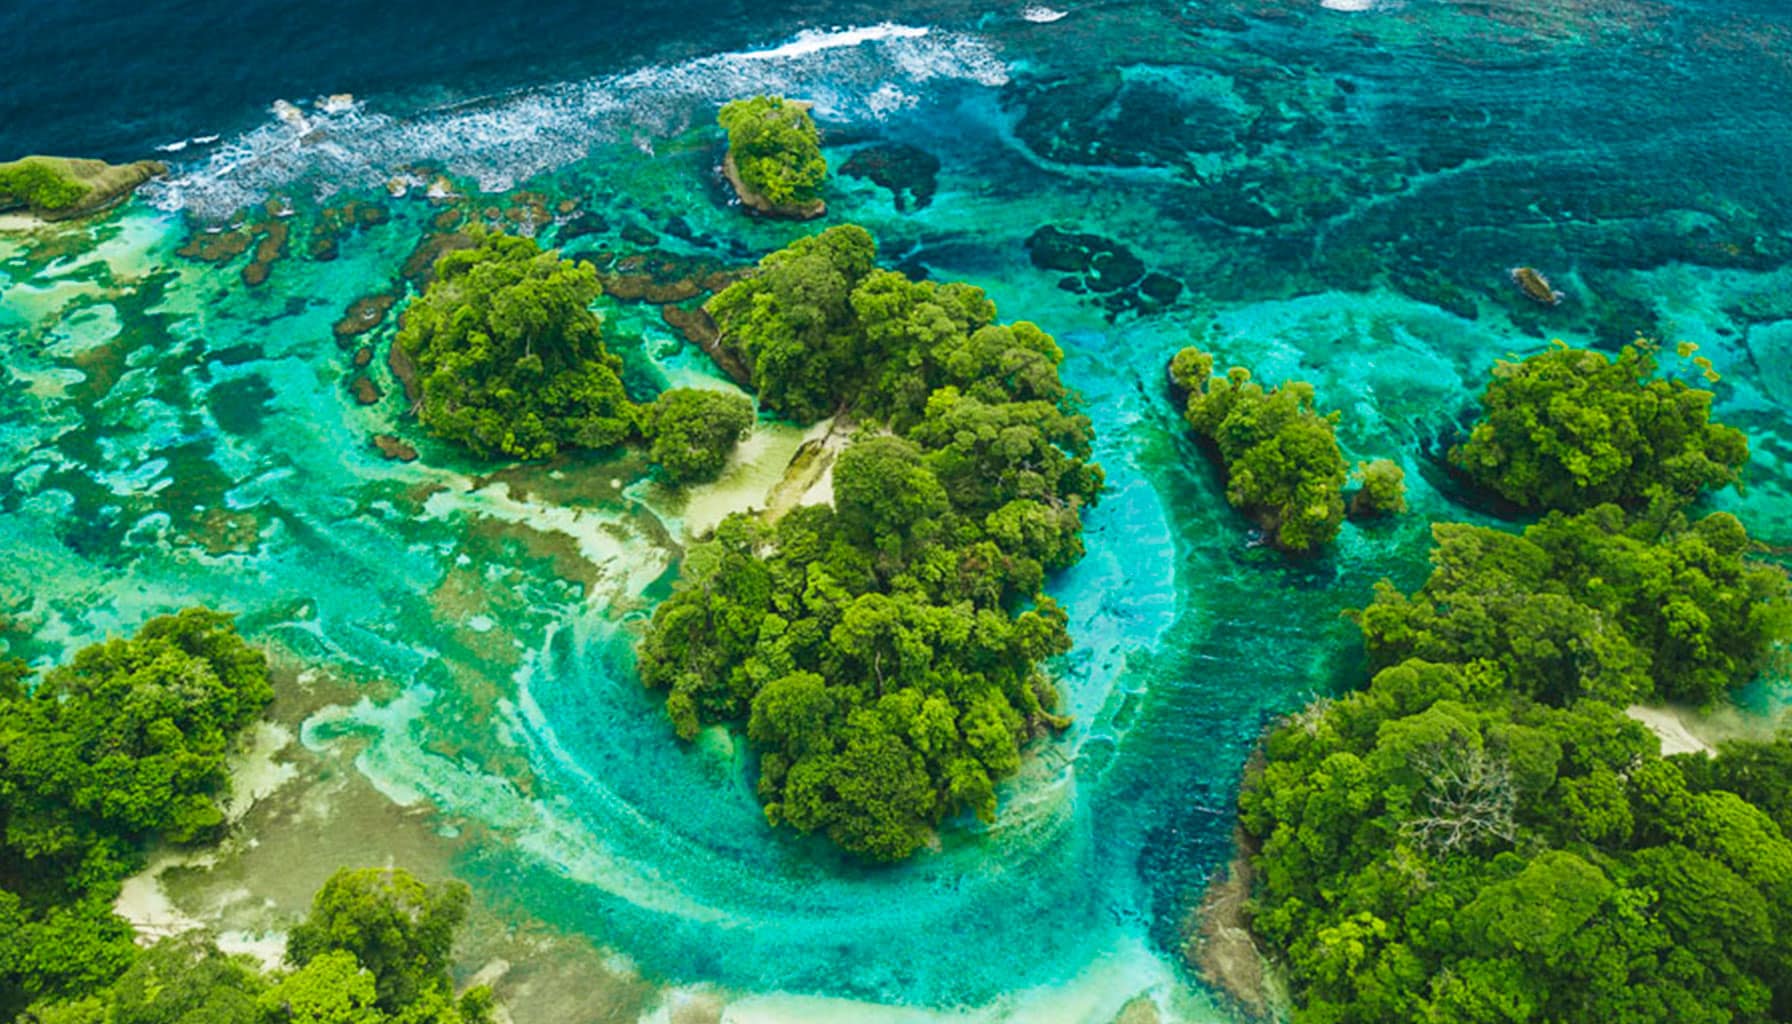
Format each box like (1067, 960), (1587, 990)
(718, 96), (828, 207)
(1349, 459), (1406, 518)
(642, 387), (755, 484)
(1452, 341), (1748, 512)
(397, 229), (634, 459)
(286, 868), (473, 1014)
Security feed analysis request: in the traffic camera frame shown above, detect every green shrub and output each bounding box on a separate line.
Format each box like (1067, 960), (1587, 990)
(0, 158), (91, 211)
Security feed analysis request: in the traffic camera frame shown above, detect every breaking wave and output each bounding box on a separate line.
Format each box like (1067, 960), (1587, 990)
(143, 23), (1008, 220)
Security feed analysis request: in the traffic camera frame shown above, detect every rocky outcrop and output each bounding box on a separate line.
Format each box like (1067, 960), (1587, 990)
(0, 156), (165, 222)
(723, 152), (825, 221)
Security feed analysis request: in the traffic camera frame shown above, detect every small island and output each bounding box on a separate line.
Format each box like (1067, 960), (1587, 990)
(717, 95), (828, 220)
(638, 224), (1103, 861)
(1167, 345), (1404, 552)
(0, 155), (165, 222)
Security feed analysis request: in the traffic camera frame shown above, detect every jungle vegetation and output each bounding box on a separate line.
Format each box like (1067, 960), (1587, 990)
(637, 225), (1103, 860)
(1240, 346), (1792, 1023)
(24, 869), (493, 1024)
(0, 609), (272, 1016)
(1167, 346), (1364, 551)
(1, 613), (491, 1024)
(1451, 341), (1748, 513)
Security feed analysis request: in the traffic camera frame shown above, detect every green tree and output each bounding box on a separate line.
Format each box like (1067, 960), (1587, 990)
(286, 868), (475, 1015)
(1349, 459), (1406, 518)
(1452, 341), (1748, 512)
(1168, 347), (1348, 551)
(642, 387), (755, 484)
(718, 96), (828, 207)
(397, 230), (634, 459)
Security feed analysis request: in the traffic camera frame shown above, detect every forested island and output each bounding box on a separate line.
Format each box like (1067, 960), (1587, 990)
(639, 225), (1103, 860)
(1225, 341), (1792, 1022)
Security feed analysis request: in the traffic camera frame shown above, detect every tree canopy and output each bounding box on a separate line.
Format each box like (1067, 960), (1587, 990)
(397, 229), (634, 460)
(1356, 505), (1791, 707)
(21, 870), (494, 1024)
(640, 226), (1101, 860)
(641, 387), (755, 484)
(1452, 342), (1748, 512)
(0, 609), (272, 1015)
(1240, 343), (1792, 1021)
(1168, 346), (1350, 552)
(717, 96), (828, 207)
(1242, 656), (1792, 1024)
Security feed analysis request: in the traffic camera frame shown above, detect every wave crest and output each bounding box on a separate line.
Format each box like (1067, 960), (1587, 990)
(143, 23), (1008, 220)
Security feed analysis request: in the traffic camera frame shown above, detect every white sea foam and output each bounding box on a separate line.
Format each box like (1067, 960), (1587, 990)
(144, 23), (1009, 220)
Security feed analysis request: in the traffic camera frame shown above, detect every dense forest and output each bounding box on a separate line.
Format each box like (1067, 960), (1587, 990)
(1236, 342), (1792, 1022)
(638, 225), (1103, 860)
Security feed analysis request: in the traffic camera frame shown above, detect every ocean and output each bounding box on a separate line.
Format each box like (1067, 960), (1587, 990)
(2, 1), (1790, 1020)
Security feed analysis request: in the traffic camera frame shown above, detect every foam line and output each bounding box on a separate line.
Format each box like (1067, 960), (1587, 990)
(143, 23), (1008, 220)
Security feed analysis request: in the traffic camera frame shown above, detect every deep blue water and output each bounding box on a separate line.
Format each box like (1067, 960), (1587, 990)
(0, 0), (981, 161)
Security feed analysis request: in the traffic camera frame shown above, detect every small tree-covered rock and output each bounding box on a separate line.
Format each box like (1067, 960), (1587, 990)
(718, 95), (828, 214)
(1169, 346), (1348, 552)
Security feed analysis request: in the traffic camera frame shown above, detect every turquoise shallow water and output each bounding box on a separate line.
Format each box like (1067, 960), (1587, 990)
(4, 4), (1792, 1020)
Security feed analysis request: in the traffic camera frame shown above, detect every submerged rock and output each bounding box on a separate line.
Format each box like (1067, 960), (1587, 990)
(1510, 265), (1564, 305)
(387, 339), (421, 407)
(372, 434), (419, 462)
(333, 294), (397, 345)
(0, 155), (165, 222)
(1027, 225), (1178, 317)
(241, 220), (290, 287)
(177, 226), (255, 264)
(840, 143), (941, 212)
(349, 374), (382, 405)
